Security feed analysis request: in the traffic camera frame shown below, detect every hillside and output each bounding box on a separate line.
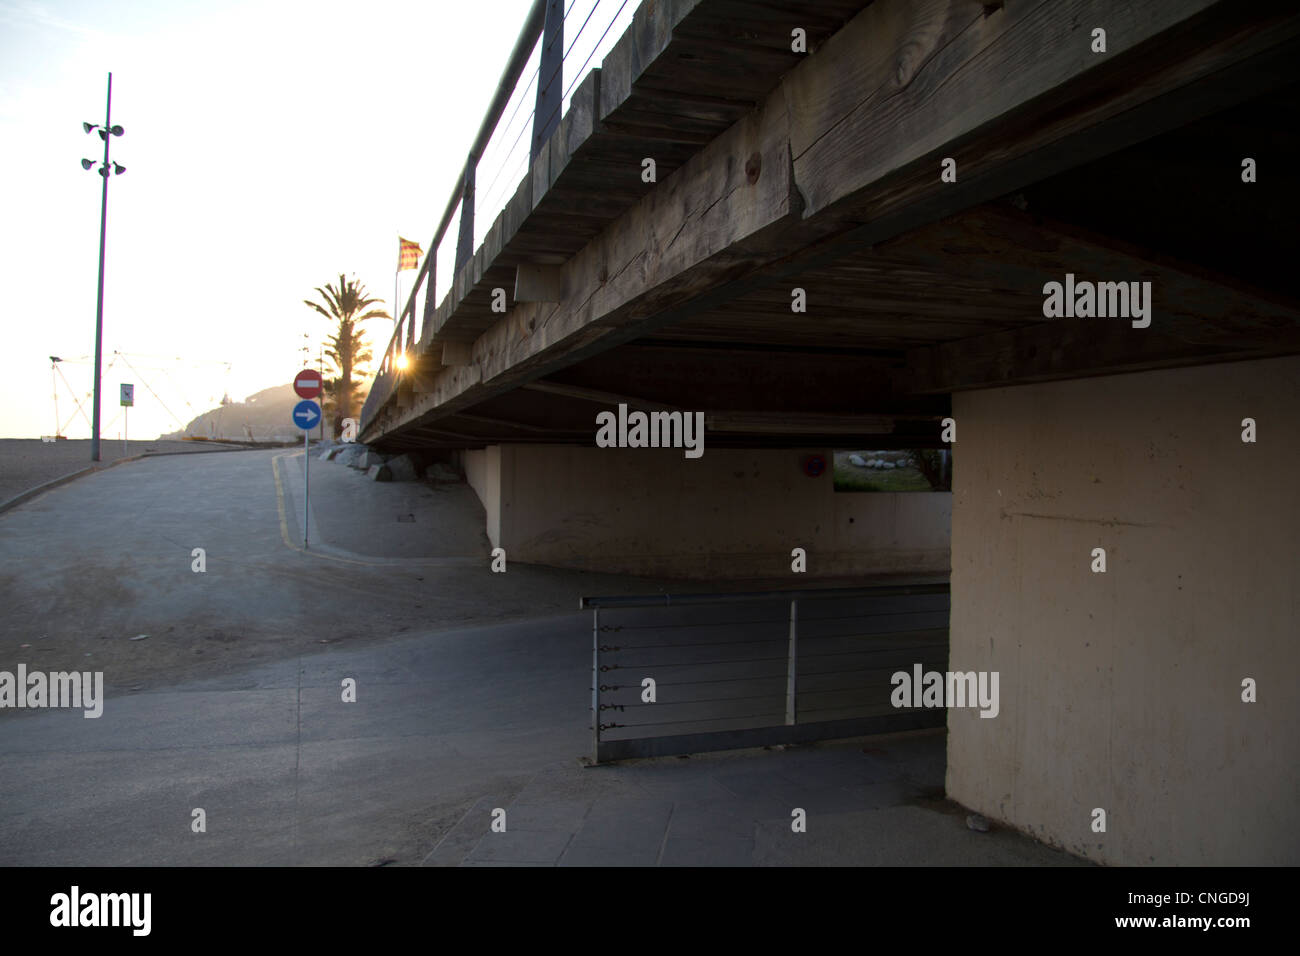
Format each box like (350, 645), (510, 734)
(161, 384), (309, 441)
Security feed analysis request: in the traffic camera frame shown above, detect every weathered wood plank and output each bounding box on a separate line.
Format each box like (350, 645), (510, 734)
(515, 263), (563, 302)
(599, 0), (703, 123)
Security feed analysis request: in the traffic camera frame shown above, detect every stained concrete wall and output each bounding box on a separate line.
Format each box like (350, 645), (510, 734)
(483, 444), (949, 579)
(463, 449), (488, 515)
(947, 355), (1300, 865)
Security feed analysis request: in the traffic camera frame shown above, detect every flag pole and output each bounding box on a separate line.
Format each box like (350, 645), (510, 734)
(394, 235), (401, 370)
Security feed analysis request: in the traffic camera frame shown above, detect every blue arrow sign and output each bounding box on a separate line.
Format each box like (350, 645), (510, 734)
(292, 399), (322, 431)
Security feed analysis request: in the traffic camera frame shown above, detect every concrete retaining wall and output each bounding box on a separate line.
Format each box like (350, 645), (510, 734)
(946, 355), (1300, 865)
(481, 444), (950, 578)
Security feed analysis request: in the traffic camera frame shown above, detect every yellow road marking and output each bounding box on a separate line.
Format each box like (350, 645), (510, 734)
(270, 451), (394, 567)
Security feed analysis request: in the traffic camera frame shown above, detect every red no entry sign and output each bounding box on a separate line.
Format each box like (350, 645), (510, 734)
(294, 368), (323, 399)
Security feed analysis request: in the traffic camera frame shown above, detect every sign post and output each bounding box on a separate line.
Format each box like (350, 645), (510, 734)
(120, 384), (133, 455)
(292, 369), (324, 549)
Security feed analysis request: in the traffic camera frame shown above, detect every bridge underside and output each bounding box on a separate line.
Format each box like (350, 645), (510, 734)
(364, 0), (1300, 454)
(360, 0), (1300, 868)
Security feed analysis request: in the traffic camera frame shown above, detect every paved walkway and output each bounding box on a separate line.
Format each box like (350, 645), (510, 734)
(431, 733), (1087, 867)
(0, 446), (1084, 866)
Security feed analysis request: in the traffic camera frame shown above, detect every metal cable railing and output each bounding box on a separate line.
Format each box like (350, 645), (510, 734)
(582, 584), (952, 764)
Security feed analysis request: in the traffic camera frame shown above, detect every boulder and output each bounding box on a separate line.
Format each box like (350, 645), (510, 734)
(334, 444), (365, 467)
(354, 450), (387, 470)
(848, 454), (867, 467)
(319, 447), (342, 461)
(882, 462), (896, 470)
(427, 462), (461, 483)
(386, 453), (420, 482)
(366, 464), (392, 482)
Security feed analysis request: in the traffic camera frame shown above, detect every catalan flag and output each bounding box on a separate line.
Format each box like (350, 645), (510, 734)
(397, 237), (422, 272)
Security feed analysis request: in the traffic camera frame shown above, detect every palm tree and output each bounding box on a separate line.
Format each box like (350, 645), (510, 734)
(304, 274), (389, 437)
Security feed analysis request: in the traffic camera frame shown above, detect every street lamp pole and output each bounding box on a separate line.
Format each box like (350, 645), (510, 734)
(84, 73), (125, 462)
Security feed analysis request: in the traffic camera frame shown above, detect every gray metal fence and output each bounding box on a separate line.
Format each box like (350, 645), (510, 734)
(582, 583), (950, 764)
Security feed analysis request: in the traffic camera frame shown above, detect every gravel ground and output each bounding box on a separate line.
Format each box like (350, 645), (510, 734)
(0, 438), (279, 506)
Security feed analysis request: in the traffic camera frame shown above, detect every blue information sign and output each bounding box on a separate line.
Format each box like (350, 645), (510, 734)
(292, 399), (322, 431)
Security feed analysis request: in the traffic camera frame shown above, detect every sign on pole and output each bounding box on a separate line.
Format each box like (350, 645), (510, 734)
(292, 400), (322, 431)
(120, 383), (133, 453)
(291, 374), (322, 549)
(294, 369), (323, 400)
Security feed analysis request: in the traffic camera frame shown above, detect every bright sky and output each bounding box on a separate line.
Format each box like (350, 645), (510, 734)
(0, 0), (552, 439)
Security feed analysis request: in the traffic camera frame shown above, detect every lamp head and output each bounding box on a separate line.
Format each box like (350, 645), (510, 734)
(110, 125), (124, 136)
(112, 162), (125, 175)
(82, 122), (96, 134)
(81, 158), (94, 170)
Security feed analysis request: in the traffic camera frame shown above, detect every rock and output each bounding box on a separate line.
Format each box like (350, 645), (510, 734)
(354, 450), (386, 470)
(849, 454), (867, 467)
(334, 445), (364, 467)
(966, 813), (990, 833)
(427, 462), (461, 483)
(386, 453), (420, 482)
(882, 462), (896, 470)
(366, 464), (392, 482)
(319, 447), (341, 461)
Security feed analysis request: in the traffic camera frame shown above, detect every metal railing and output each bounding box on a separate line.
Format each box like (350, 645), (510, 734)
(361, 0), (638, 434)
(582, 583), (951, 764)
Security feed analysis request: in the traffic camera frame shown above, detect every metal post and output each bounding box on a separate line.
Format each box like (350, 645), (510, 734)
(123, 405), (127, 456)
(531, 0), (564, 165)
(422, 262), (437, 342)
(455, 161), (476, 272)
(785, 599), (798, 725)
(303, 431), (310, 549)
(51, 362), (60, 438)
(591, 606), (601, 763)
(90, 73), (113, 462)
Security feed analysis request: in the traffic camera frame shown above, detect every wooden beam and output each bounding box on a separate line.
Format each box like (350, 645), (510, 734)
(452, 412), (573, 435)
(903, 205), (1300, 391)
(441, 341), (473, 366)
(521, 379), (682, 413)
(514, 263), (563, 302)
(706, 412), (930, 434)
(907, 316), (1300, 394)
